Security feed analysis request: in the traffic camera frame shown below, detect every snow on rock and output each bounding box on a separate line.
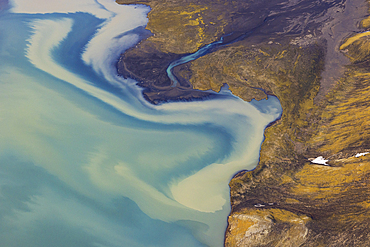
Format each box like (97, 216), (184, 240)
(355, 152), (369, 158)
(310, 156), (329, 165)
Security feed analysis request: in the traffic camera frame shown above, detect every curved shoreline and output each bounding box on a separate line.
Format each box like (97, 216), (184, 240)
(116, 16), (284, 245)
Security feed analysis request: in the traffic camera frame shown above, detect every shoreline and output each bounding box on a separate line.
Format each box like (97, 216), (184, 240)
(224, 99), (283, 245)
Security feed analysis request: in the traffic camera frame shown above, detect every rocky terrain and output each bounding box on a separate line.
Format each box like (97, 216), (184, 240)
(116, 0), (370, 246)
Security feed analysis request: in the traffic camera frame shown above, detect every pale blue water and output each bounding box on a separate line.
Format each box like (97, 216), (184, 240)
(0, 1), (282, 247)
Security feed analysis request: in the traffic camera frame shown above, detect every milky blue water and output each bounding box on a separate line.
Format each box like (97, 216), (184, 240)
(0, 1), (282, 246)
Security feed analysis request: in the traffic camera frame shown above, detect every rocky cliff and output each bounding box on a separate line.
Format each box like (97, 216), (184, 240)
(116, 0), (370, 245)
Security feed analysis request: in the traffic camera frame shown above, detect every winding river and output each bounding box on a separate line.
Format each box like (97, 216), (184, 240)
(167, 17), (270, 87)
(0, 1), (282, 246)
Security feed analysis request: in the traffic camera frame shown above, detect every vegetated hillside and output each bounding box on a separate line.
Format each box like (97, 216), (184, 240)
(116, 0), (370, 246)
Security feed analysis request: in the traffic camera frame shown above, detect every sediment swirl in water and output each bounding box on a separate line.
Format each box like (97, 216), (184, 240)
(0, 1), (282, 246)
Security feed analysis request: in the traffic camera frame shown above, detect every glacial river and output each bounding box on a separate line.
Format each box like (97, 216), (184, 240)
(0, 1), (282, 246)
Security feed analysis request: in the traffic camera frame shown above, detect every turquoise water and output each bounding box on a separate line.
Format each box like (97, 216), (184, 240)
(0, 1), (282, 246)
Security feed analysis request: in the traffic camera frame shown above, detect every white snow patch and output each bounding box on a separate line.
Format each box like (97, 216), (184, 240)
(355, 152), (369, 158)
(310, 156), (329, 165)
